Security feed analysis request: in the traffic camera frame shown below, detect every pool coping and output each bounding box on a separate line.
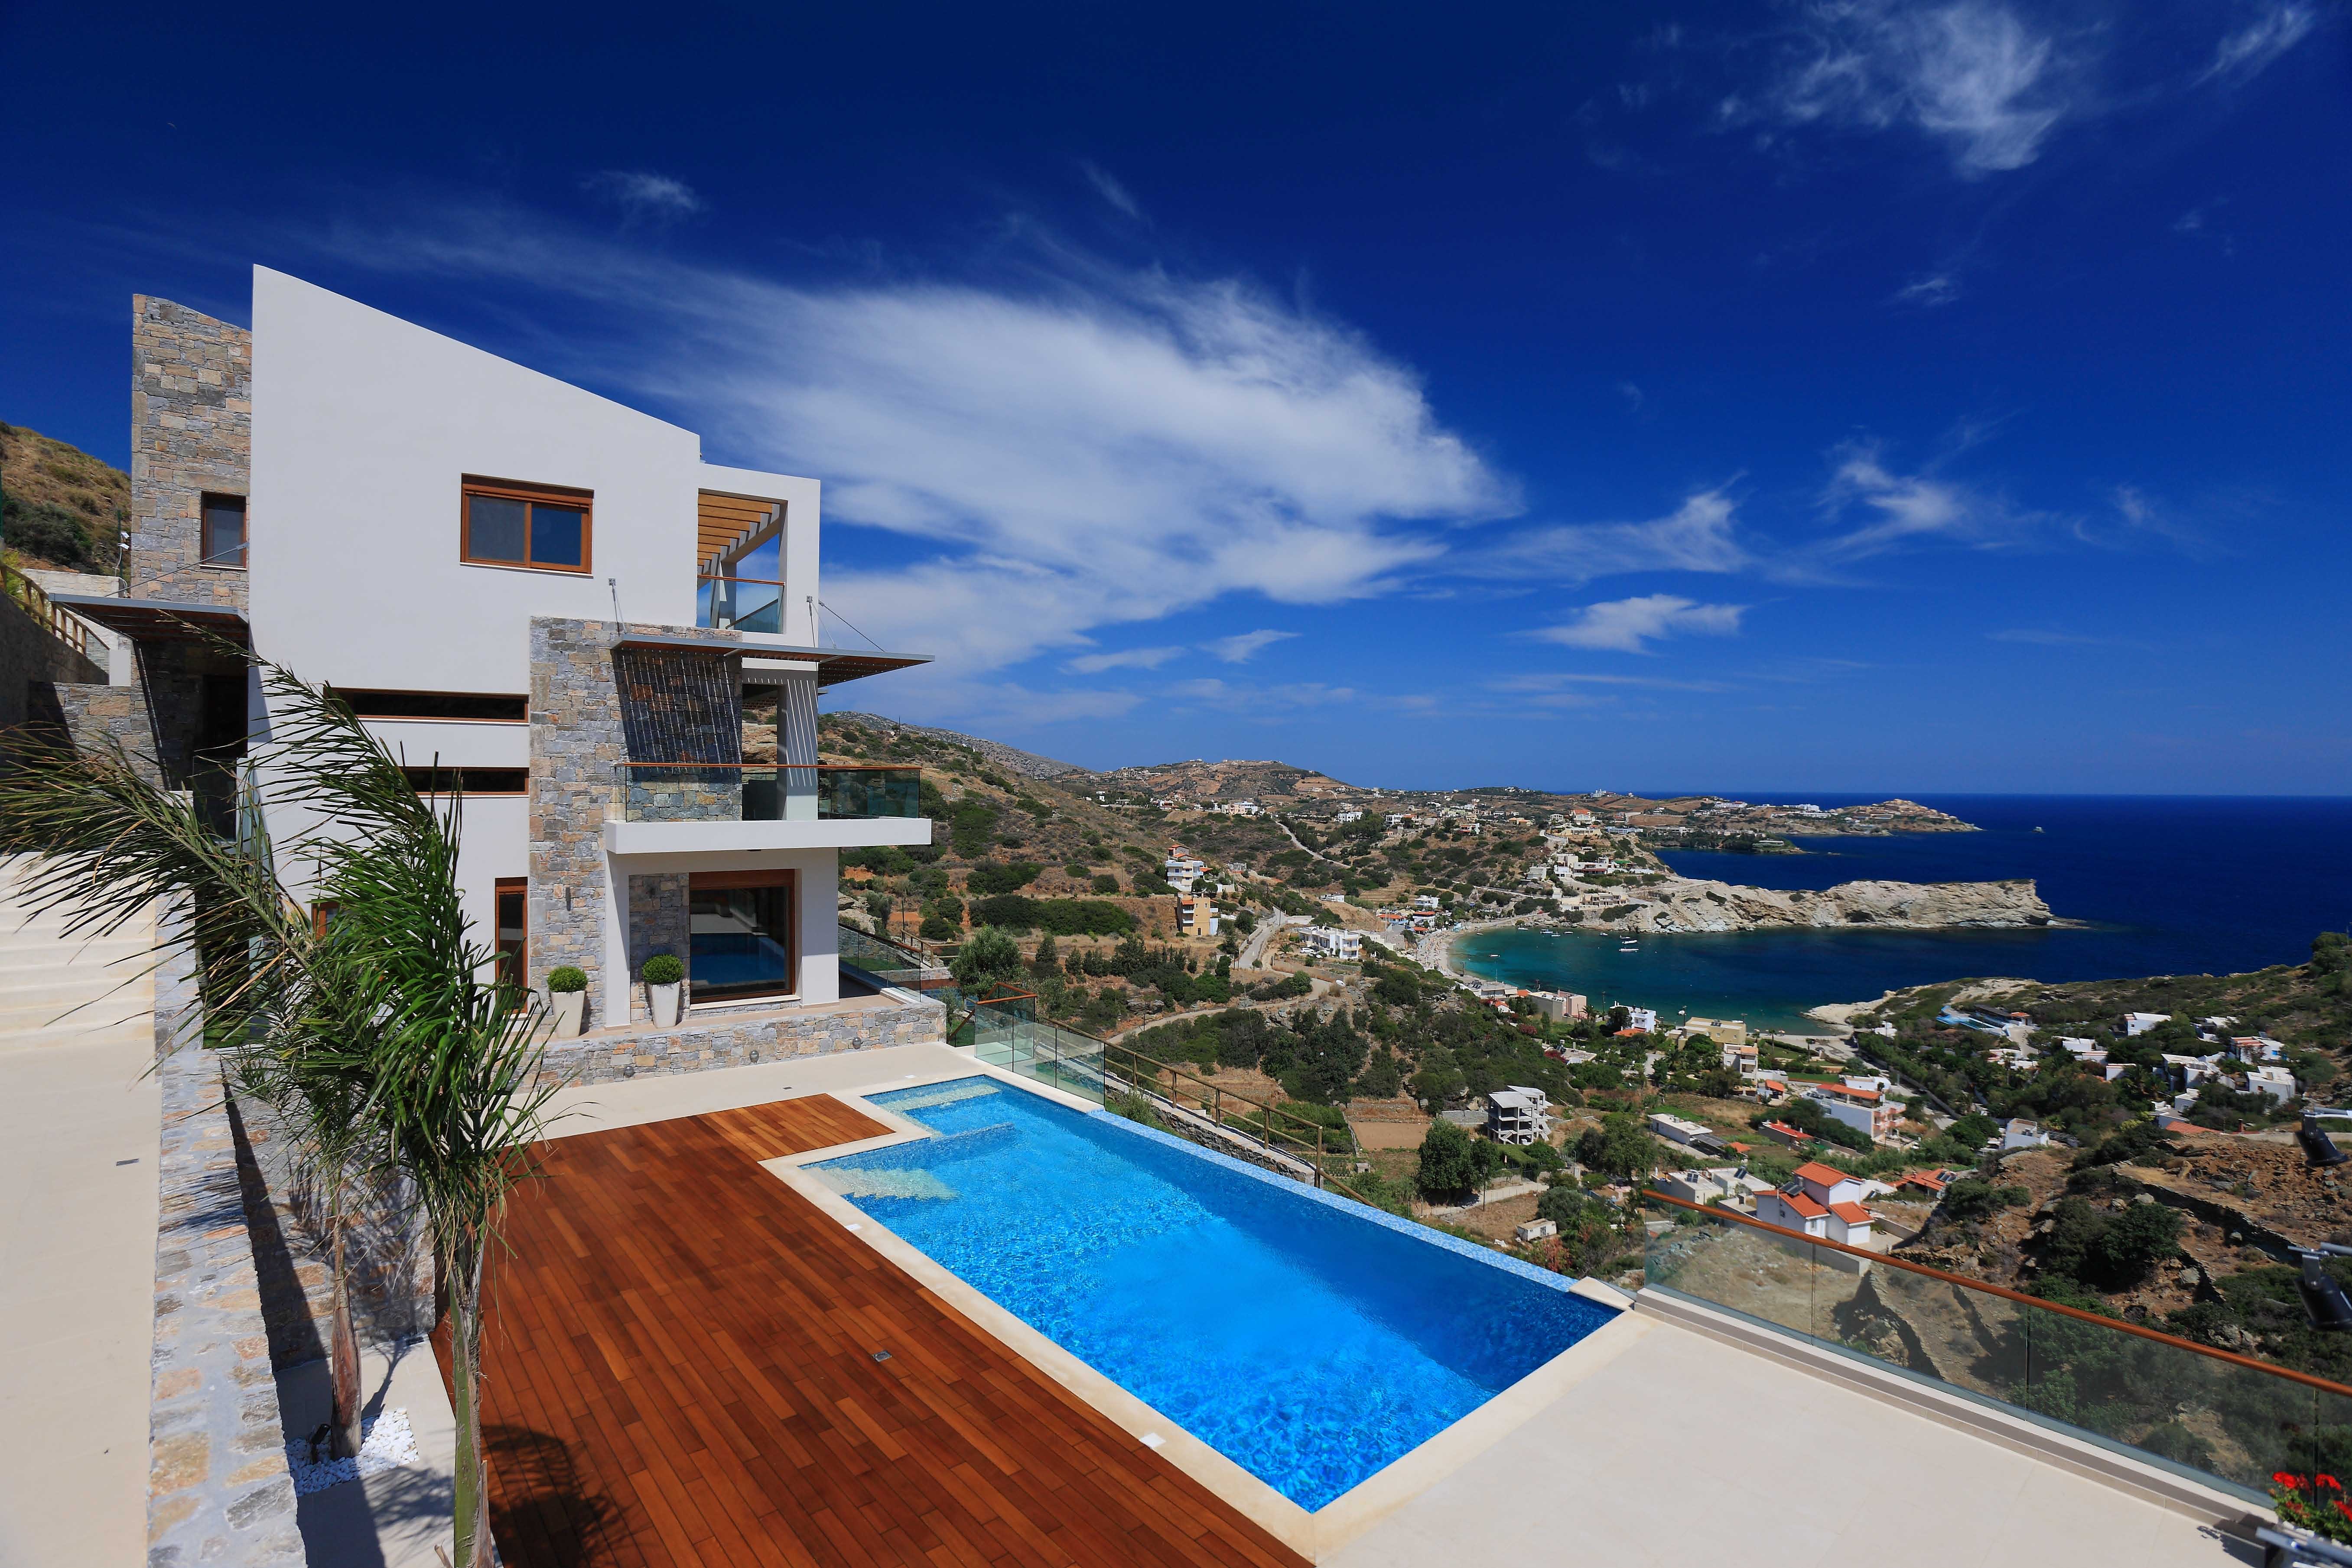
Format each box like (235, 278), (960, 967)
(758, 1062), (1650, 1562)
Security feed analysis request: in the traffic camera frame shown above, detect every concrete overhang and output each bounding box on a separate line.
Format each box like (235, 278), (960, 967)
(602, 815), (934, 858)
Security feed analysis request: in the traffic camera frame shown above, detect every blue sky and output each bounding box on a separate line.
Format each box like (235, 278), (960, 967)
(4, 1), (2346, 794)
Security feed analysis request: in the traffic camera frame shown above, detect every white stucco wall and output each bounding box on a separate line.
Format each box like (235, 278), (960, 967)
(243, 267), (834, 986)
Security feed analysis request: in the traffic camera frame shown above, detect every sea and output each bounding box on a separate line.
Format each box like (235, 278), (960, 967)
(1450, 796), (2352, 1033)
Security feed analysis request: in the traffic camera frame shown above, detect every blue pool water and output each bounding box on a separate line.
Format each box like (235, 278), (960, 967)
(812, 1079), (1613, 1510)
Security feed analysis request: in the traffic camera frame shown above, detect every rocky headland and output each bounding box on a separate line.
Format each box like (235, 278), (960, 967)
(1575, 876), (2055, 934)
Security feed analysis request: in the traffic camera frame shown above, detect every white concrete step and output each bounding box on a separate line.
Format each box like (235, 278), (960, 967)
(0, 996), (154, 1031)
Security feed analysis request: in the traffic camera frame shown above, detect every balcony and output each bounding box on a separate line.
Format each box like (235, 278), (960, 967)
(696, 573), (783, 634)
(602, 762), (932, 858)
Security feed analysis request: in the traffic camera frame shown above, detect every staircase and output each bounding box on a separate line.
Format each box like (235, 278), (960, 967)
(0, 856), (156, 1052)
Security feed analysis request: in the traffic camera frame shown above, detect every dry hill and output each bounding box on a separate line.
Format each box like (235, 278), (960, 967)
(0, 423), (126, 571)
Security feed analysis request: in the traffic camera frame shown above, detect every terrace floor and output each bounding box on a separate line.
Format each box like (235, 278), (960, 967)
(465, 1049), (2261, 1568)
(462, 1065), (1309, 1568)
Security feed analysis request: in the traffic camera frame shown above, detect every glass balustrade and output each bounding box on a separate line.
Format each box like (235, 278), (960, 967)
(1642, 1191), (2352, 1503)
(616, 763), (924, 823)
(696, 574), (784, 634)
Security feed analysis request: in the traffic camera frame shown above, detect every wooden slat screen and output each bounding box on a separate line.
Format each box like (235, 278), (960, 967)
(697, 492), (782, 572)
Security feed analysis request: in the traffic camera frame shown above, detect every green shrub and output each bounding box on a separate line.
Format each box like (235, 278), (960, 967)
(547, 966), (587, 994)
(1091, 873), (1122, 895)
(1415, 1119), (1500, 1200)
(641, 954), (684, 986)
(1939, 1178), (2027, 1225)
(967, 860), (1041, 897)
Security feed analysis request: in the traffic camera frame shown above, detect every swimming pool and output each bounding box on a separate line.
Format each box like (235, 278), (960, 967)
(810, 1078), (1615, 1510)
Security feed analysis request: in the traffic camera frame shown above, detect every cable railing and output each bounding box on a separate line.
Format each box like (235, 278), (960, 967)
(1, 560), (94, 660)
(1640, 1187), (2352, 1503)
(615, 762), (922, 822)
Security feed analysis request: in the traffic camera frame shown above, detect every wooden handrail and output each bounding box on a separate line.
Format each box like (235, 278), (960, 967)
(618, 761), (921, 771)
(0, 561), (94, 660)
(1641, 1187), (2352, 1399)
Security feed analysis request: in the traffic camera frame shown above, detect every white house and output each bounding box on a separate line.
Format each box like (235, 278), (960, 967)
(2246, 1064), (2299, 1103)
(1299, 927), (1362, 960)
(2001, 1119), (2053, 1151)
(1807, 1083), (1898, 1142)
(1626, 1006), (1659, 1033)
(1755, 1162), (1877, 1251)
(53, 273), (937, 1052)
(1487, 1086), (1552, 1146)
(2122, 1012), (2174, 1037)
(1646, 1112), (1716, 1148)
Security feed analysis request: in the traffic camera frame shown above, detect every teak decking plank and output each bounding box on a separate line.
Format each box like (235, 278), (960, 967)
(460, 1091), (1307, 1568)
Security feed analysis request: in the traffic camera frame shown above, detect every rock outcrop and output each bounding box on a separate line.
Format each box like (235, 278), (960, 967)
(1582, 877), (2053, 933)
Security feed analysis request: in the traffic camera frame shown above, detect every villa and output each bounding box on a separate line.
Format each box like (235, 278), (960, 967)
(0, 274), (2323, 1568)
(45, 273), (939, 1074)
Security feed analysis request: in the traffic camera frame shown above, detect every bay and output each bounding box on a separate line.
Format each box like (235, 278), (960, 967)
(1449, 795), (2352, 1033)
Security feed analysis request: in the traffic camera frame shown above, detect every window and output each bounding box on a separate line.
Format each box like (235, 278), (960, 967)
(200, 493), (247, 569)
(495, 878), (527, 990)
(460, 477), (592, 573)
(311, 901), (341, 938)
(334, 689), (528, 723)
(687, 870), (797, 1003)
(400, 766), (528, 796)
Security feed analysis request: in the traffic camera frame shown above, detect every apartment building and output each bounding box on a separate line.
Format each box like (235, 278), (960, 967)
(46, 271), (939, 1066)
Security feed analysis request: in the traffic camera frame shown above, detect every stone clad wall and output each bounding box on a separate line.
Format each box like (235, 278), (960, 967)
(145, 928), (305, 1567)
(130, 297), (250, 610)
(37, 680), (161, 782)
(531, 993), (947, 1089)
(529, 617), (743, 1028)
(0, 593), (107, 756)
(625, 872), (690, 1025)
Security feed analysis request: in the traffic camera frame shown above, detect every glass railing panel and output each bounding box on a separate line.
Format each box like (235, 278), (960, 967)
(696, 575), (784, 633)
(815, 767), (923, 820)
(616, 764), (925, 822)
(1643, 1192), (2352, 1503)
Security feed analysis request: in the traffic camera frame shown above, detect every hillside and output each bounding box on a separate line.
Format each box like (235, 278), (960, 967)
(0, 423), (125, 571)
(825, 711), (1089, 781)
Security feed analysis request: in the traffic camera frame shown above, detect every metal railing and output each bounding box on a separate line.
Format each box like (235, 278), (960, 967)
(1, 561), (94, 660)
(615, 762), (923, 823)
(696, 573), (784, 634)
(1641, 1188), (2352, 1503)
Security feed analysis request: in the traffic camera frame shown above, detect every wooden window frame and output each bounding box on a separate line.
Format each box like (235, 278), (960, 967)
(311, 901), (341, 938)
(494, 877), (528, 991)
(686, 869), (799, 1004)
(459, 475), (594, 575)
(199, 491), (248, 570)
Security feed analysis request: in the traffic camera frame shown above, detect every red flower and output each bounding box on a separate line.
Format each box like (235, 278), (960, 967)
(2277, 1472), (2308, 1489)
(2335, 1499), (2352, 1522)
(2323, 1475), (2343, 1490)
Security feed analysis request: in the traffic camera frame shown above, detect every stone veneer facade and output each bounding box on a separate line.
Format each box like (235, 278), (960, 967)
(129, 297), (251, 610)
(527, 616), (745, 1029)
(530, 993), (948, 1089)
(145, 927), (304, 1567)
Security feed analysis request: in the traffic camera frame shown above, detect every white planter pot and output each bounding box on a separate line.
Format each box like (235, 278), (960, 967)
(648, 982), (684, 1028)
(549, 989), (587, 1037)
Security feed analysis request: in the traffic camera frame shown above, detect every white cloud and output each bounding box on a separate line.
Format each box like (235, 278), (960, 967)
(2200, 3), (2317, 85)
(1201, 629), (1298, 664)
(1165, 677), (1356, 711)
(1754, 1), (2075, 176)
(1080, 161), (1143, 218)
(1532, 594), (1747, 654)
(311, 207), (1517, 675)
(582, 171), (703, 224)
(1065, 645), (1185, 673)
(1893, 271), (1961, 306)
(1472, 486), (1751, 584)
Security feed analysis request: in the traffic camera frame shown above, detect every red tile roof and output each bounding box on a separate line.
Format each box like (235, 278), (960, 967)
(1792, 1161), (1851, 1189)
(1829, 1201), (1873, 1226)
(1775, 1190), (1828, 1219)
(1898, 1172), (1949, 1192)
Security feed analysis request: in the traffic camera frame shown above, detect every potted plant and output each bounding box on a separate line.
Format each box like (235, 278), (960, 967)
(546, 966), (589, 1036)
(2264, 1473), (2352, 1565)
(643, 953), (685, 1027)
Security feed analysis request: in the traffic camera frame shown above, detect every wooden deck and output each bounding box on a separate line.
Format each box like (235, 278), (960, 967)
(462, 1092), (1308, 1568)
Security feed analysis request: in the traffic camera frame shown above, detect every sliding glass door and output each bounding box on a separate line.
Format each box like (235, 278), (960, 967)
(687, 870), (798, 1002)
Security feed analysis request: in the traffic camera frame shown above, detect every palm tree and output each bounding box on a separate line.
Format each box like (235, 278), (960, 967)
(0, 655), (558, 1567)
